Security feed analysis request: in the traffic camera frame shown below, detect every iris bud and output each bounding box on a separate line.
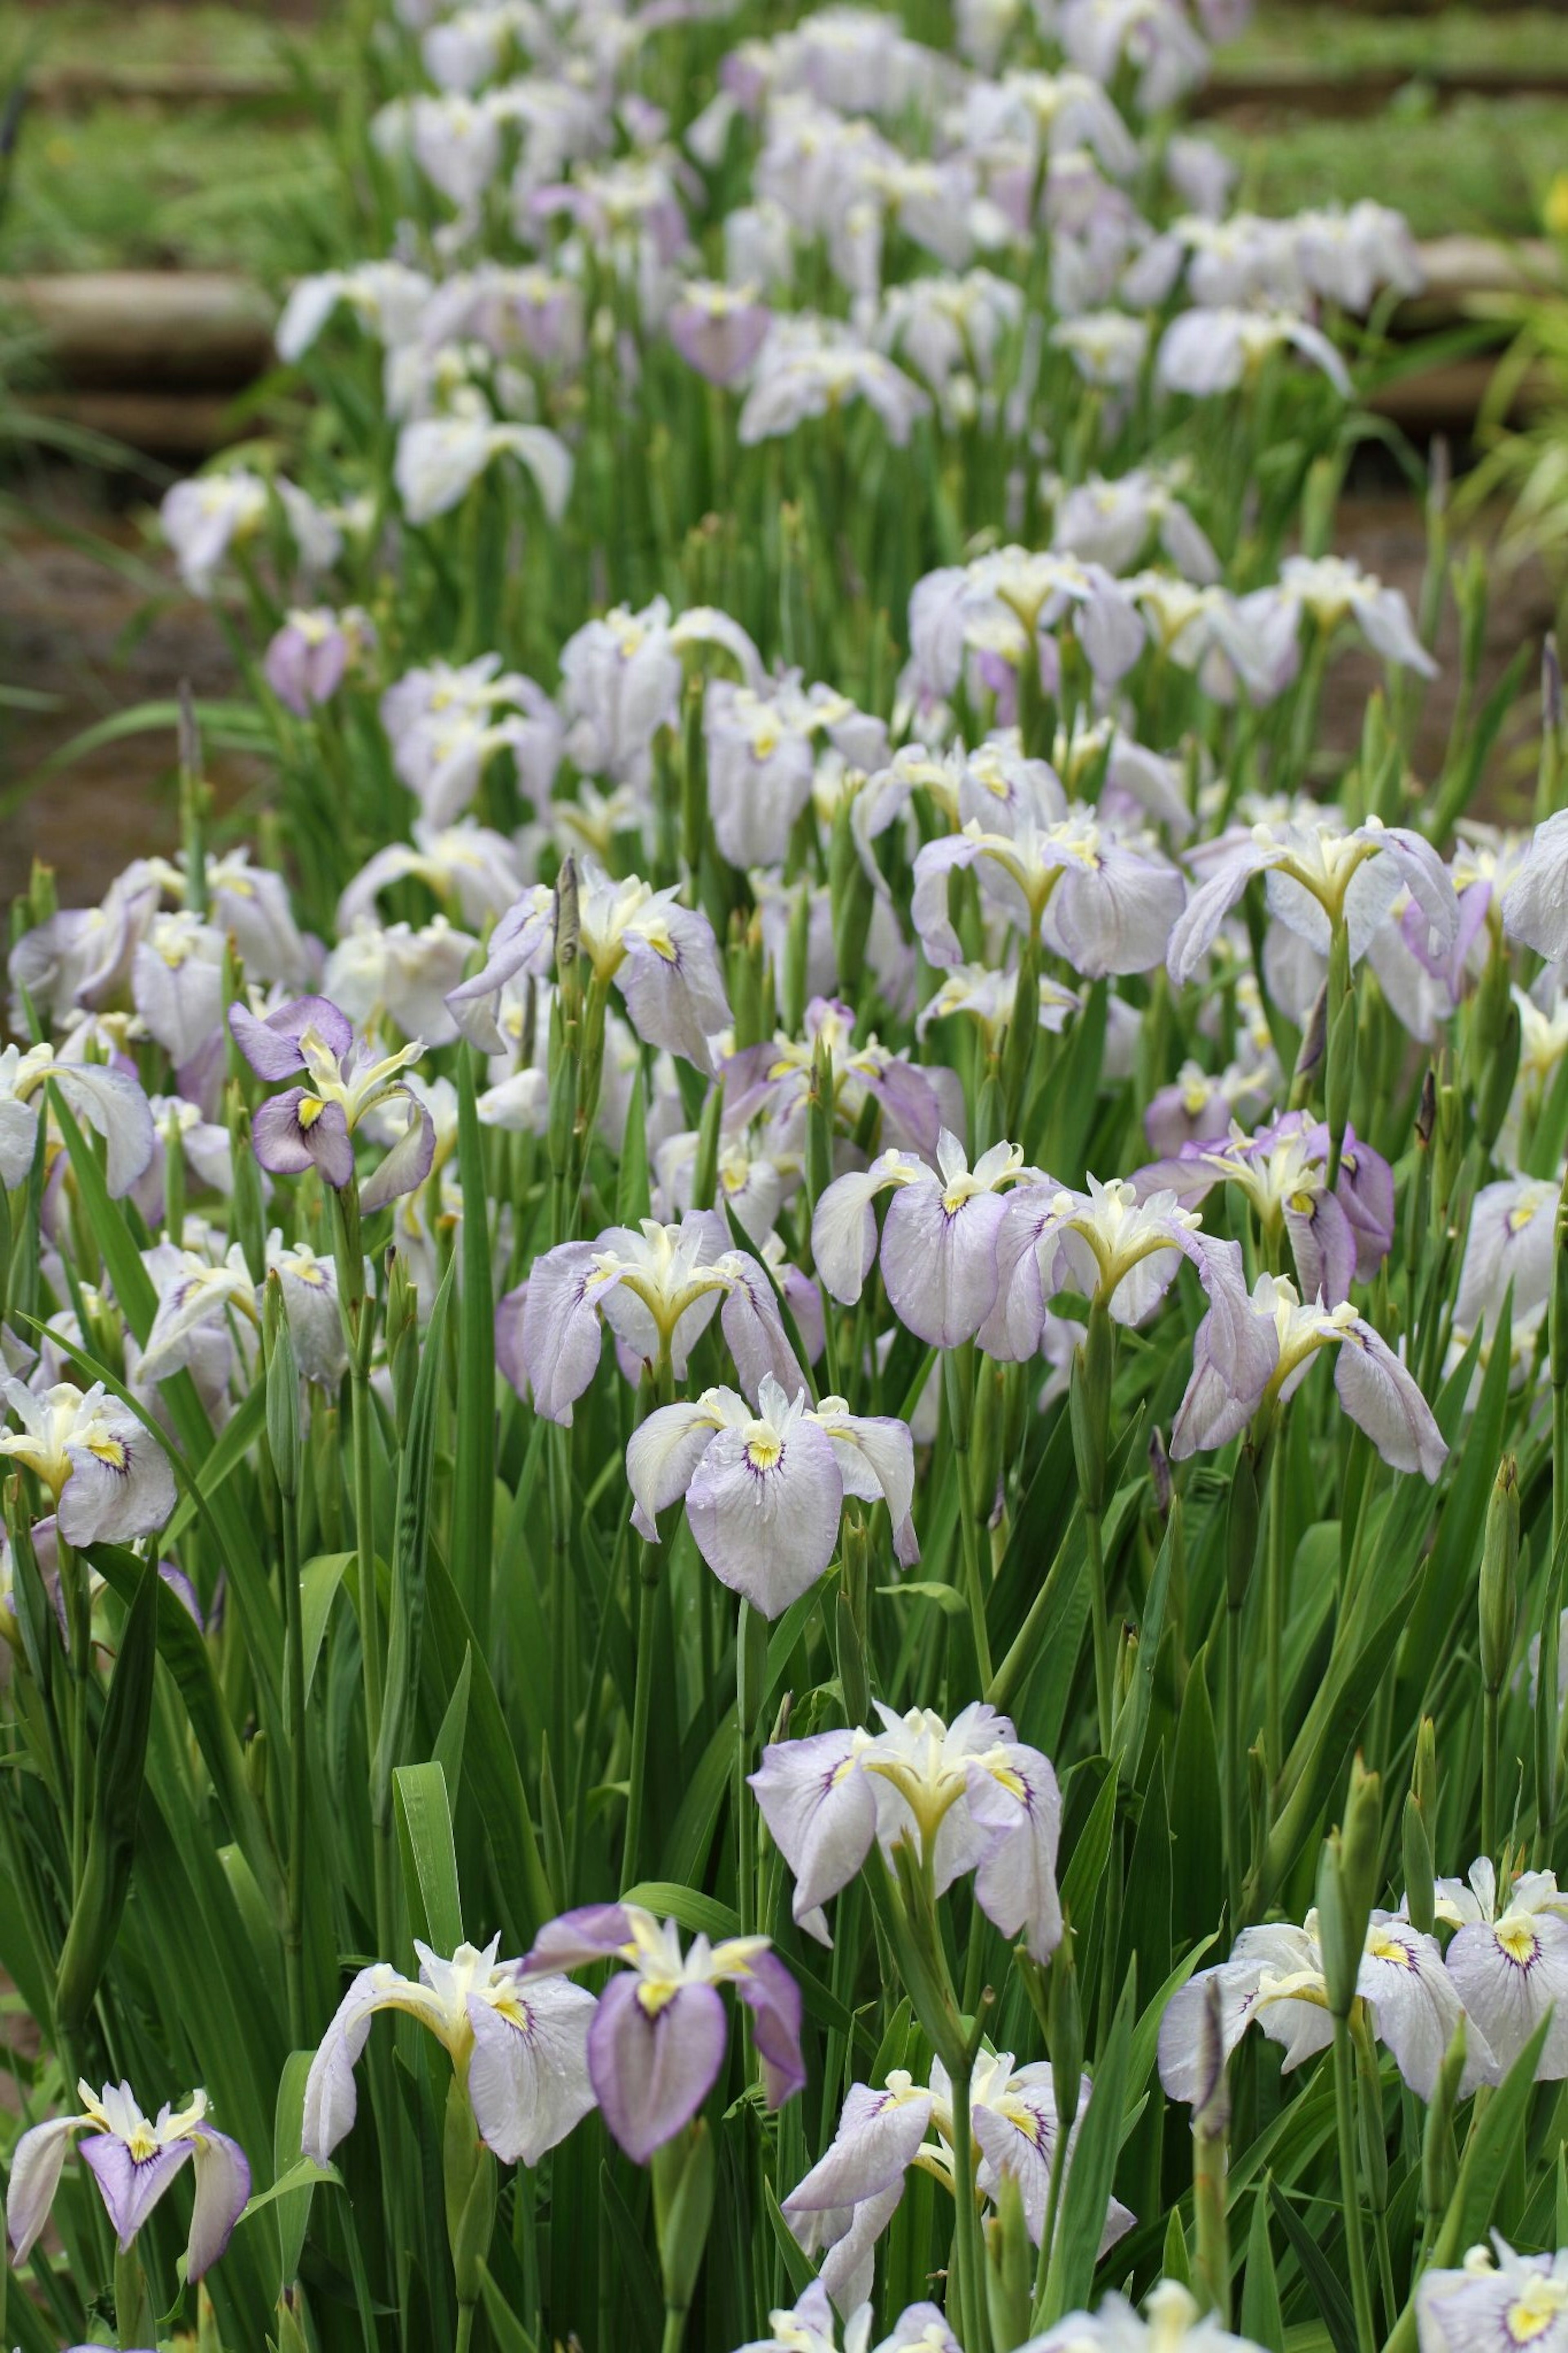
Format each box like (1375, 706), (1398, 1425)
(1479, 1455), (1520, 1697)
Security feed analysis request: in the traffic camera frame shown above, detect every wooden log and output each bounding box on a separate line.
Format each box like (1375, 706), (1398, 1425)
(22, 390), (257, 457)
(2, 272), (275, 389)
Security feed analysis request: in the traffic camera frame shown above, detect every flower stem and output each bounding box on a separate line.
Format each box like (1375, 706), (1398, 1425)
(1223, 1601), (1243, 1935)
(1482, 1688), (1499, 1864)
(1265, 1436), (1286, 1779)
(281, 1483), (307, 2048)
(1332, 2018), (1377, 2353)
(622, 1544), (660, 1896)
(1085, 1503), (1113, 1756)
(947, 2044), (991, 2353)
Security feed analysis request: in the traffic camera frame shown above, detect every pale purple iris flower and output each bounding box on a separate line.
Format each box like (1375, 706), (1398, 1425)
(1434, 1860), (1568, 2082)
(1172, 1271), (1447, 1480)
(264, 605), (376, 716)
(0, 1041), (154, 1200)
(394, 410), (573, 529)
(1503, 808), (1568, 965)
(812, 1133), (1030, 1349)
(976, 1180), (1272, 1417)
(784, 2049), (1132, 2314)
(558, 598), (761, 793)
(738, 319), (930, 449)
(1155, 308), (1352, 401)
(723, 997), (958, 1162)
(627, 1374), (917, 1616)
(129, 910), (227, 1071)
(1024, 2281), (1269, 2353)
(501, 1213), (805, 1425)
(7, 2080), (250, 2280)
(1267, 555), (1436, 679)
(303, 1936), (595, 2169)
(912, 775), (1183, 981)
(381, 655), (563, 828)
(1052, 468), (1219, 585)
(749, 1700), (1062, 1959)
(0, 1378), (175, 1546)
(668, 279), (773, 384)
(1158, 1909), (1488, 2109)
(737, 2280), (958, 2353)
(704, 676), (886, 872)
(134, 1241), (258, 1387)
(519, 1904), (804, 2163)
(447, 861), (731, 1076)
(1142, 1060), (1274, 1158)
(1417, 2241), (1568, 2353)
(1167, 814), (1458, 986)
(1456, 1175), (1559, 1337)
(229, 994), (434, 1210)
(1136, 1111), (1395, 1307)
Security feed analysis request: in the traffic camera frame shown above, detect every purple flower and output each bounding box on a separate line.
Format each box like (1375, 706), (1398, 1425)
(1169, 815), (1458, 986)
(784, 2048), (1131, 2315)
(628, 1374), (917, 1617)
(520, 1905), (804, 2162)
(1457, 1175), (1559, 1337)
(750, 1700), (1061, 1959)
(0, 1378), (175, 1546)
(1171, 1271), (1446, 1480)
(1136, 1111), (1394, 1307)
(812, 1133), (1029, 1349)
(0, 1041), (154, 1200)
(502, 1213), (805, 1426)
(1503, 807), (1568, 964)
(447, 861), (731, 1076)
(1417, 2241), (1568, 2353)
(1143, 1060), (1272, 1158)
(668, 279), (773, 385)
(229, 994), (434, 1209)
(301, 1937), (596, 2170)
(264, 605), (375, 716)
(8, 2080), (249, 2280)
(723, 997), (956, 1162)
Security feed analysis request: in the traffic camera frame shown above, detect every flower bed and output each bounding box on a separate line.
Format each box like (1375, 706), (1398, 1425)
(1, 4), (1566, 2353)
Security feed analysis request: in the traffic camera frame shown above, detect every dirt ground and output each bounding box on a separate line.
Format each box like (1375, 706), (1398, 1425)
(0, 479), (1560, 909)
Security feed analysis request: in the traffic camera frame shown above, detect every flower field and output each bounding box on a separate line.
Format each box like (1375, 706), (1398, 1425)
(2, 2), (1568, 2351)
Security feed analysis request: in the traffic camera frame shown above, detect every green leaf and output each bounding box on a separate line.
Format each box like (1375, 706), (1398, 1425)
(1038, 1958), (1134, 2323)
(1269, 2179), (1359, 2353)
(394, 1761), (465, 1954)
(434, 1645), (473, 1800)
(451, 1049), (496, 1646)
(55, 1552), (159, 2034)
(301, 1551), (353, 1708)
(372, 1263), (453, 1822)
(764, 2178), (817, 2300)
(1241, 2182), (1285, 2353)
(875, 1579), (967, 1616)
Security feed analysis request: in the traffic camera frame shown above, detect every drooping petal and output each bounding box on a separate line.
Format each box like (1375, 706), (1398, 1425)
(880, 1182), (1006, 1349)
(521, 1903), (639, 1975)
(686, 1414), (843, 1617)
(1358, 1919), (1486, 2100)
(185, 2128), (252, 2277)
(718, 1254), (810, 1406)
(252, 1091), (355, 1187)
(1503, 809), (1568, 963)
(811, 1160), (921, 1307)
(964, 1745), (1063, 1962)
(1445, 1911), (1568, 2081)
(816, 1406), (919, 1566)
(465, 1977), (599, 2163)
(516, 1243), (612, 1425)
(58, 1424), (175, 1547)
(49, 1064), (156, 1200)
(81, 2134), (192, 2253)
(784, 2082), (934, 2215)
(360, 1091), (436, 1212)
(6, 2114), (84, 2263)
(1166, 838), (1270, 983)
(587, 1973), (729, 2162)
(625, 1399), (727, 1540)
(732, 1949), (806, 2108)
(748, 1731), (878, 1943)
(1333, 1321), (1447, 1481)
(300, 1965), (415, 2161)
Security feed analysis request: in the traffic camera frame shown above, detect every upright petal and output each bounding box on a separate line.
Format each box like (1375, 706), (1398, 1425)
(229, 996), (353, 1082)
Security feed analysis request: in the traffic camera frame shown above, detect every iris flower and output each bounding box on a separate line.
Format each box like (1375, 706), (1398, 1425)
(0, 1378), (175, 1546)
(504, 1213), (805, 1424)
(750, 1700), (1061, 1959)
(1158, 1908), (1489, 2107)
(1021, 2280), (1268, 2353)
(1172, 1271), (1446, 1481)
(229, 993), (435, 1211)
(784, 2050), (1132, 2313)
(520, 1903), (804, 2162)
(301, 1936), (597, 2169)
(1435, 1860), (1568, 2080)
(1416, 2239), (1568, 2353)
(0, 1041), (154, 1199)
(628, 1374), (918, 1615)
(812, 1133), (1030, 1349)
(736, 2281), (958, 2353)
(1168, 813), (1457, 985)
(8, 2081), (249, 2280)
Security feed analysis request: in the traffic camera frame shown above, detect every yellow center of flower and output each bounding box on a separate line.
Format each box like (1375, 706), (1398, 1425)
(85, 1437), (127, 1471)
(1366, 1930), (1416, 1968)
(1507, 2280), (1568, 2341)
(1497, 1917), (1540, 1966)
(746, 1434), (782, 1472)
(125, 2123), (159, 2163)
(298, 1098), (326, 1130)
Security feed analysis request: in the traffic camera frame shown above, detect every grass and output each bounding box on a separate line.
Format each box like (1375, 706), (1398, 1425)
(1214, 93), (1568, 241)
(1227, 5), (1568, 74)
